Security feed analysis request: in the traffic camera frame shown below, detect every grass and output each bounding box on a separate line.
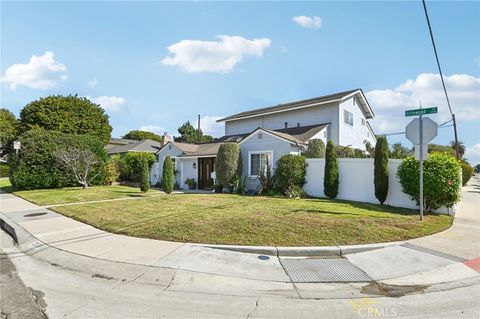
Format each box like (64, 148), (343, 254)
(51, 194), (453, 246)
(0, 179), (160, 206)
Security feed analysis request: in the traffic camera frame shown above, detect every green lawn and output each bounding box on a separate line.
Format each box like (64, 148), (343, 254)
(0, 179), (160, 206)
(51, 194), (453, 246)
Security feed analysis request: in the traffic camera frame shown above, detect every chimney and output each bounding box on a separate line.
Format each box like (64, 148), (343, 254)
(163, 132), (170, 146)
(284, 122), (288, 133)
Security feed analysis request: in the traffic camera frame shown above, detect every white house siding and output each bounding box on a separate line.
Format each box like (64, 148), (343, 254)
(304, 158), (454, 214)
(225, 102), (340, 144)
(155, 144), (183, 187)
(239, 131), (301, 191)
(180, 157), (198, 189)
(338, 98), (376, 150)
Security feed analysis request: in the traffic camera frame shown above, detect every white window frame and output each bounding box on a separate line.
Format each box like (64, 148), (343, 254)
(344, 109), (354, 126)
(248, 150), (273, 178)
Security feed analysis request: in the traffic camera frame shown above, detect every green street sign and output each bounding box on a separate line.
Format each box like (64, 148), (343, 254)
(405, 107), (438, 117)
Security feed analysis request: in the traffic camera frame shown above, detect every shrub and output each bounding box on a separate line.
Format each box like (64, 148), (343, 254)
(428, 144), (456, 157)
(374, 137), (389, 204)
(324, 141), (339, 198)
(122, 152), (156, 181)
(336, 146), (355, 158)
(460, 161), (474, 186)
(0, 163), (9, 178)
(10, 129), (106, 190)
(140, 157), (150, 192)
(274, 154), (307, 197)
(258, 160), (275, 195)
(162, 156), (174, 194)
(215, 143), (241, 192)
(304, 139), (325, 158)
(397, 153), (461, 211)
(103, 158), (120, 185)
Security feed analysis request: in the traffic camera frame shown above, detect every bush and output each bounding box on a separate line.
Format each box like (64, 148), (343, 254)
(0, 163), (9, 178)
(324, 141), (339, 198)
(122, 152), (156, 182)
(374, 137), (389, 204)
(336, 146), (355, 158)
(140, 157), (150, 192)
(460, 161), (474, 186)
(303, 139), (325, 158)
(397, 153), (461, 211)
(162, 156), (174, 194)
(274, 154), (307, 197)
(215, 143), (241, 192)
(10, 129), (106, 190)
(103, 159), (120, 185)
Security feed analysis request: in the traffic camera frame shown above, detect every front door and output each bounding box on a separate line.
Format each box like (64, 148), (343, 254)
(198, 157), (215, 189)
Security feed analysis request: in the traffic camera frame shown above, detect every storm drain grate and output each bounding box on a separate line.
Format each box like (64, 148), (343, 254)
(280, 258), (372, 283)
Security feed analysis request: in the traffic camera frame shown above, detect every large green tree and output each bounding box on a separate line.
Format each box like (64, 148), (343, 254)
(19, 95), (112, 144)
(389, 143), (412, 159)
(450, 140), (465, 158)
(174, 121), (214, 143)
(374, 137), (389, 204)
(0, 108), (18, 156)
(123, 130), (163, 142)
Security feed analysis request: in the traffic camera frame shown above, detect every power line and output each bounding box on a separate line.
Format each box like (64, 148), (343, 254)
(421, 0), (460, 158)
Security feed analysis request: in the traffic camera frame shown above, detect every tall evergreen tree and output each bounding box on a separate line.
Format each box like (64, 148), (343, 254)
(323, 141), (339, 198)
(374, 137), (389, 204)
(162, 156), (174, 194)
(140, 157), (150, 192)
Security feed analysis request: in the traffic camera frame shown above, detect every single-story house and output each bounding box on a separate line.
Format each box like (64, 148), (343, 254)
(106, 139), (162, 155)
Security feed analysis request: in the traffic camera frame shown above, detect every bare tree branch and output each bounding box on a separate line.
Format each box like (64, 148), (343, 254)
(56, 147), (103, 189)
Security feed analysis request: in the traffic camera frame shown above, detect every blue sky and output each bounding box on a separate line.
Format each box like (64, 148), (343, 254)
(1, 1), (479, 163)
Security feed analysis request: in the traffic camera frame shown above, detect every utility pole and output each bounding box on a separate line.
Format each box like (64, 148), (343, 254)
(197, 114), (201, 143)
(452, 114), (460, 159)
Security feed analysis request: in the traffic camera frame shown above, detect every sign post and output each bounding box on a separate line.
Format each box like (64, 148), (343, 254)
(13, 140), (21, 160)
(405, 106), (438, 221)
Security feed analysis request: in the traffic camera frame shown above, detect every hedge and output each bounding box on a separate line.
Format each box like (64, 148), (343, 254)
(0, 163), (9, 178)
(460, 161), (474, 186)
(122, 152), (156, 182)
(10, 129), (106, 190)
(215, 143), (242, 191)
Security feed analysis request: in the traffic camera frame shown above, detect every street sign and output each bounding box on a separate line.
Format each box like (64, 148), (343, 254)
(405, 107), (437, 117)
(406, 117), (438, 145)
(13, 141), (21, 150)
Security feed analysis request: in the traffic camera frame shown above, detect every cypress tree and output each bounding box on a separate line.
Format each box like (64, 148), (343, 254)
(162, 156), (174, 194)
(324, 141), (339, 198)
(139, 157), (150, 192)
(374, 136), (389, 204)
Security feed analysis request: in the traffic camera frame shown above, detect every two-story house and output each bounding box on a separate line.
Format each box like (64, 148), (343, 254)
(152, 89), (376, 191)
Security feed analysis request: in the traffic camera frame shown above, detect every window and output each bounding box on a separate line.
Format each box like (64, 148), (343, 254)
(344, 110), (354, 126)
(249, 151), (272, 176)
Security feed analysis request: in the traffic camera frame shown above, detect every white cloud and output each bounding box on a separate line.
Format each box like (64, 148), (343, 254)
(366, 73), (480, 133)
(1, 51), (67, 90)
(465, 144), (480, 166)
(162, 35), (271, 73)
(191, 115), (225, 137)
(87, 78), (98, 88)
(292, 16), (322, 29)
(86, 95), (126, 112)
(140, 125), (165, 136)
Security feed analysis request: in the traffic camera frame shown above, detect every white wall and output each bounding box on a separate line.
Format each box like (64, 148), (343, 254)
(225, 102), (340, 144)
(154, 144), (184, 187)
(180, 157), (198, 189)
(338, 97), (376, 150)
(304, 158), (455, 214)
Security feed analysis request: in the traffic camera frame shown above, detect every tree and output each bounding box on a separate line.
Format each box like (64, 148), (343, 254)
(162, 156), (174, 194)
(123, 130), (163, 143)
(450, 140), (465, 158)
(215, 143), (241, 192)
(336, 145), (355, 158)
(428, 144), (456, 157)
(56, 147), (103, 189)
(324, 141), (339, 198)
(374, 137), (389, 204)
(303, 139), (325, 158)
(174, 121), (214, 143)
(390, 143), (412, 159)
(0, 108), (18, 157)
(365, 141), (375, 158)
(140, 157), (150, 192)
(19, 95), (112, 144)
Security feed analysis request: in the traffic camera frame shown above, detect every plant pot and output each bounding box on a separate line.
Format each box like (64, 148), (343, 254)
(188, 183), (196, 190)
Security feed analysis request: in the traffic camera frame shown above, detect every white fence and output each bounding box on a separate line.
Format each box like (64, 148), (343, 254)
(303, 158), (454, 214)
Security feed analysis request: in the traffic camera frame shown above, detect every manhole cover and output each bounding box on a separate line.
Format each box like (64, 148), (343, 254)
(280, 258), (372, 283)
(24, 212), (48, 218)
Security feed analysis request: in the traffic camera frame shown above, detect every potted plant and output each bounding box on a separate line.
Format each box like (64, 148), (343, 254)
(185, 178), (197, 190)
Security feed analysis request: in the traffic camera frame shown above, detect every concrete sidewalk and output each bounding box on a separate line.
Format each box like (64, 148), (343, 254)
(1, 176), (479, 293)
